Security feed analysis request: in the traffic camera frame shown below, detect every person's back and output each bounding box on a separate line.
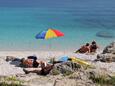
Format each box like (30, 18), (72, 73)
(76, 43), (90, 53)
(79, 46), (87, 53)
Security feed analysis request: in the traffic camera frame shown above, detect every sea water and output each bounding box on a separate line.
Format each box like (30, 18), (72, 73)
(0, 0), (115, 51)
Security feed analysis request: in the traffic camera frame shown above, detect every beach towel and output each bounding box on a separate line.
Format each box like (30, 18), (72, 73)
(59, 56), (69, 62)
(70, 57), (90, 66)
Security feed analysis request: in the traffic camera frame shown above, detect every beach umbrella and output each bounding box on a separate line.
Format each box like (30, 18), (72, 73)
(35, 28), (64, 39)
(35, 28), (64, 49)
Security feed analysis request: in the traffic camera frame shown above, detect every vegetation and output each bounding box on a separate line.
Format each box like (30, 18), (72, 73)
(63, 70), (73, 76)
(0, 76), (24, 86)
(51, 68), (60, 75)
(89, 75), (115, 86)
(49, 57), (55, 64)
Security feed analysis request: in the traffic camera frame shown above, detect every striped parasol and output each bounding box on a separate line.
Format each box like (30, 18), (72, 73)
(35, 28), (64, 39)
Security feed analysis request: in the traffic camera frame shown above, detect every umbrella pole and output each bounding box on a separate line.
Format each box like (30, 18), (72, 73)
(49, 39), (52, 51)
(49, 41), (52, 51)
(48, 39), (52, 58)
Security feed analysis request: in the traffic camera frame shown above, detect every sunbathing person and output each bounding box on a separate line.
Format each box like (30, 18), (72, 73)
(21, 58), (47, 68)
(75, 43), (90, 53)
(20, 56), (53, 75)
(90, 41), (99, 53)
(20, 58), (33, 68)
(23, 63), (54, 75)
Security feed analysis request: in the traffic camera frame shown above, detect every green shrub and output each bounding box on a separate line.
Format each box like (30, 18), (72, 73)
(0, 76), (24, 86)
(63, 70), (73, 76)
(51, 68), (60, 75)
(90, 75), (115, 86)
(0, 82), (22, 86)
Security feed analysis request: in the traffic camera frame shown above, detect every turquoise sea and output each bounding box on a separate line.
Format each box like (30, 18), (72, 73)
(0, 0), (115, 51)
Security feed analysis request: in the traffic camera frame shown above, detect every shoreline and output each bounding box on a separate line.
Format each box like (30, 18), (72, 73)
(0, 49), (102, 58)
(0, 49), (103, 62)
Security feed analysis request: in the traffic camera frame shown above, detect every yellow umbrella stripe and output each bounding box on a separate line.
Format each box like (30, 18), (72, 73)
(45, 29), (57, 39)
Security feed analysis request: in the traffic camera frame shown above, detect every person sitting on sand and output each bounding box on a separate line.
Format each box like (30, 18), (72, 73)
(90, 41), (99, 53)
(75, 43), (90, 53)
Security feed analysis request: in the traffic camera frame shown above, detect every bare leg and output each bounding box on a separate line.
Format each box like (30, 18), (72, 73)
(23, 68), (42, 74)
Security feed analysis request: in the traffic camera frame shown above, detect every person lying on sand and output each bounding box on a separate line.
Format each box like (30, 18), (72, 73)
(20, 55), (54, 75)
(75, 43), (90, 54)
(23, 63), (54, 75)
(20, 56), (47, 68)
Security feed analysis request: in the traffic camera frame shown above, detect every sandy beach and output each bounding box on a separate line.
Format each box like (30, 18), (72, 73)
(0, 43), (115, 86)
(0, 50), (97, 76)
(0, 49), (115, 76)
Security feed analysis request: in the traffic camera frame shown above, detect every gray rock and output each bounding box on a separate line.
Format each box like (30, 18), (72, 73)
(103, 42), (115, 54)
(6, 56), (17, 62)
(50, 62), (81, 75)
(96, 42), (115, 62)
(87, 68), (111, 79)
(54, 71), (96, 86)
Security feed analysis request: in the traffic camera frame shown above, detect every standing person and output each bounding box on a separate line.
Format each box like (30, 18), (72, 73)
(90, 41), (99, 53)
(75, 43), (90, 54)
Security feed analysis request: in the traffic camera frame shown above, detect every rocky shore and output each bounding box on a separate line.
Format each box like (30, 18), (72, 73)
(0, 42), (115, 86)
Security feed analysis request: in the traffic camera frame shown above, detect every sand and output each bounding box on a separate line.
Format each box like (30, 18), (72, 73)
(0, 50), (115, 76)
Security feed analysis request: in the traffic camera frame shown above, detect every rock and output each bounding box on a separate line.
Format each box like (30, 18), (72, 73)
(6, 56), (17, 62)
(87, 68), (110, 79)
(96, 31), (115, 38)
(50, 62), (97, 86)
(54, 71), (95, 86)
(96, 42), (115, 62)
(50, 62), (81, 75)
(86, 68), (112, 85)
(17, 74), (59, 86)
(103, 42), (115, 54)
